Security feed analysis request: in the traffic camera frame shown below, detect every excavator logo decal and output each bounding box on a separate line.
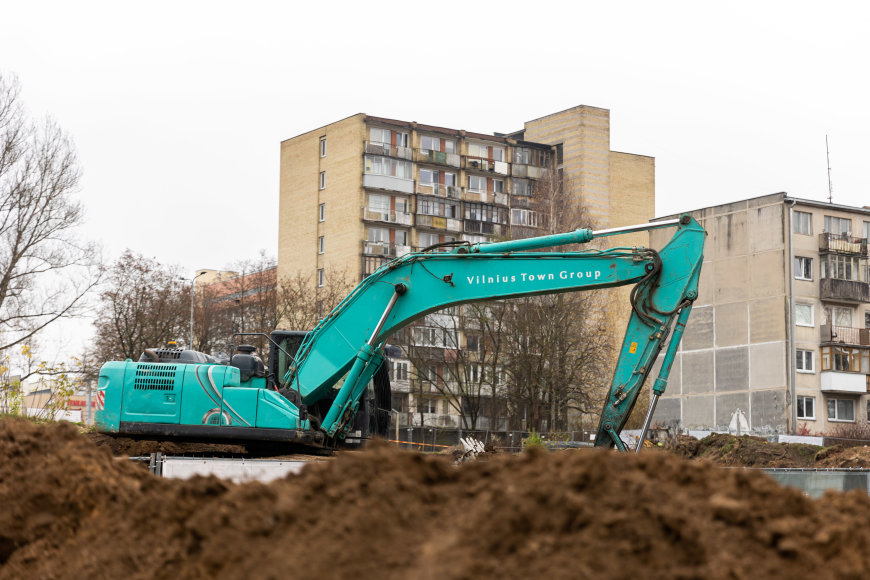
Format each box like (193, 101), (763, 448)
(193, 365), (251, 427)
(465, 270), (603, 285)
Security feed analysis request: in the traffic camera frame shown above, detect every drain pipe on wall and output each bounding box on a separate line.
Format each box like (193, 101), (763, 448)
(787, 199), (798, 434)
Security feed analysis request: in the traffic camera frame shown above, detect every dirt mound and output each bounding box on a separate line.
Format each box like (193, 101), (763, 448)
(668, 433), (822, 467)
(815, 444), (870, 468)
(4, 417), (870, 579)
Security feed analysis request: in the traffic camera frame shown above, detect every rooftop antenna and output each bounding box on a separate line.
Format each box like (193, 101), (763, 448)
(826, 134), (833, 203)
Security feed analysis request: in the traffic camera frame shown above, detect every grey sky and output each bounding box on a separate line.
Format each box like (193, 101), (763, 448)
(2, 1), (868, 357)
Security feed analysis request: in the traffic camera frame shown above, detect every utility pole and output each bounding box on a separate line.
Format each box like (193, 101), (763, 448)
(826, 135), (834, 204)
(189, 271), (207, 349)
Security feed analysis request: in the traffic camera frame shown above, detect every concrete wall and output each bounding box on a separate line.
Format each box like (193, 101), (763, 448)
(649, 194), (790, 434)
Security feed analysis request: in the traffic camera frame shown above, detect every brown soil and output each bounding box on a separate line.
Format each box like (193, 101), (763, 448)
(667, 433), (870, 468)
(4, 418), (870, 579)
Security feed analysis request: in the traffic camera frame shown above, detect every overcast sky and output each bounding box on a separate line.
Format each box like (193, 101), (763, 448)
(3, 1), (868, 358)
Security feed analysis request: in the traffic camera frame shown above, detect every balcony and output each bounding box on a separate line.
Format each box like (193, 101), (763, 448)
(464, 220), (504, 236)
(416, 183), (461, 199)
(364, 141), (412, 160)
(511, 164), (546, 179)
(416, 214), (461, 232)
(464, 156), (509, 175)
(821, 324), (870, 346)
(460, 190), (509, 205)
(820, 371), (868, 394)
(361, 208), (413, 226)
(415, 149), (460, 168)
(362, 174), (415, 194)
(820, 278), (870, 303)
(819, 232), (868, 256)
(362, 240), (411, 258)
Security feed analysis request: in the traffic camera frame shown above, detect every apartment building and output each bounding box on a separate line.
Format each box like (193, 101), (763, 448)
(278, 106), (655, 431)
(649, 193), (870, 436)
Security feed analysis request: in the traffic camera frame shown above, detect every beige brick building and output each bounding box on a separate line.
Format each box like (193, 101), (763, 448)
(650, 193), (870, 436)
(278, 106), (655, 432)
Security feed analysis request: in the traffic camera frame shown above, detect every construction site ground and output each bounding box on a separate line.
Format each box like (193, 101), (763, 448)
(4, 417), (870, 579)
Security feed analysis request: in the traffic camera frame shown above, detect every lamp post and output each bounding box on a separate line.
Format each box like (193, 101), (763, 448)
(189, 271), (207, 349)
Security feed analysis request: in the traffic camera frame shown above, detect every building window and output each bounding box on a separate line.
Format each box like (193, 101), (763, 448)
(319, 171), (326, 190)
(367, 227), (389, 243)
(317, 269), (324, 288)
(512, 178), (533, 196)
(793, 211), (812, 235)
(319, 203), (325, 222)
(420, 136), (440, 153)
(795, 349), (814, 373)
(864, 221), (870, 240)
(826, 306), (852, 328)
(794, 257), (812, 280)
(367, 194), (391, 215)
(418, 199), (457, 218)
(468, 175), (486, 193)
(797, 396), (815, 420)
(827, 398), (855, 422)
(318, 236), (324, 254)
(493, 179), (504, 194)
(511, 208), (539, 227)
(824, 215), (852, 235)
(391, 361), (408, 381)
(820, 345), (869, 373)
(794, 303), (813, 327)
(821, 254), (863, 282)
(370, 127), (390, 145)
(364, 155), (412, 179)
(423, 398), (437, 414)
(320, 138), (326, 157)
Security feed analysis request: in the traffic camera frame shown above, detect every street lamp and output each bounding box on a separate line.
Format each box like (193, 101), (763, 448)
(188, 271), (207, 349)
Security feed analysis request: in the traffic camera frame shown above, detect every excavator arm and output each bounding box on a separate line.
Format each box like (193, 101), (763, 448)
(284, 215), (705, 449)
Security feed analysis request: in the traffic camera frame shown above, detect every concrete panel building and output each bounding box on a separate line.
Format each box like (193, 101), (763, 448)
(650, 193), (870, 436)
(278, 106), (655, 431)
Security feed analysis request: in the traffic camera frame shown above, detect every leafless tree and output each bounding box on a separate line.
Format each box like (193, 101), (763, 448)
(275, 268), (355, 332)
(193, 252), (278, 358)
(405, 303), (509, 431)
(499, 163), (613, 432)
(0, 73), (100, 352)
(90, 251), (188, 364)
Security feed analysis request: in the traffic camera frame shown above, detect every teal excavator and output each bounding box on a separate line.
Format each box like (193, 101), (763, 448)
(95, 215), (705, 452)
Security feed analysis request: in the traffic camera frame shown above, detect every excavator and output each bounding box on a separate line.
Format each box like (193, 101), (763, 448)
(95, 215), (705, 452)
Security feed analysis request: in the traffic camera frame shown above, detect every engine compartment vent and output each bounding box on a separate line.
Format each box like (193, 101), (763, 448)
(134, 364), (178, 391)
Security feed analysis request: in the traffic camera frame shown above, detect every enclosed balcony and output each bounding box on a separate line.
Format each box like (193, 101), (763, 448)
(361, 207), (413, 226)
(819, 254), (870, 303)
(361, 240), (411, 258)
(819, 345), (869, 393)
(464, 156), (509, 175)
(819, 232), (868, 256)
(415, 149), (460, 168)
(415, 183), (461, 199)
(511, 164), (546, 179)
(364, 140), (412, 160)
(416, 214), (461, 232)
(464, 220), (504, 236)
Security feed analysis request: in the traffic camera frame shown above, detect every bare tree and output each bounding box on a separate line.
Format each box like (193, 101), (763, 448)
(0, 73), (100, 352)
(498, 162), (613, 432)
(405, 303), (509, 431)
(275, 268), (355, 332)
(193, 252), (278, 358)
(90, 251), (188, 364)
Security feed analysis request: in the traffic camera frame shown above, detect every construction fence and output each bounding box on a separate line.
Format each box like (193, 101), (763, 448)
(387, 426), (595, 453)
